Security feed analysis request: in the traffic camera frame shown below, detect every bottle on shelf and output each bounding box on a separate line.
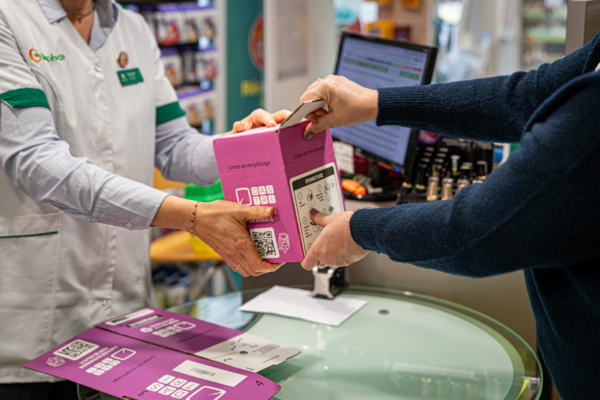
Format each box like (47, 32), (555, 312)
(461, 163), (473, 181)
(402, 166), (415, 192)
(433, 157), (447, 175)
(426, 176), (439, 202)
(419, 158), (431, 180)
(415, 162), (428, 194)
(451, 155), (461, 178)
(476, 161), (488, 181)
(432, 162), (444, 178)
(441, 176), (454, 200)
(456, 166), (471, 193)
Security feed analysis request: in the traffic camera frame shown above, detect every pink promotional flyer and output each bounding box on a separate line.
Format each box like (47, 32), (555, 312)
(25, 308), (300, 399)
(26, 328), (280, 400)
(96, 308), (300, 372)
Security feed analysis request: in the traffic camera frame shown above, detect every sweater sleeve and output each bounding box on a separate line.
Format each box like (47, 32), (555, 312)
(376, 33), (600, 143)
(352, 73), (600, 277)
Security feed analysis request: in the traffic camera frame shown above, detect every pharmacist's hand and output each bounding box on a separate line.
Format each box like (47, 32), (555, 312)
(301, 209), (370, 270)
(299, 75), (379, 139)
(195, 201), (285, 277)
(226, 109), (292, 136)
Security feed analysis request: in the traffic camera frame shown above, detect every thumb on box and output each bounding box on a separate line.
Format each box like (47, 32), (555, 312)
(241, 205), (275, 221)
(304, 112), (335, 139)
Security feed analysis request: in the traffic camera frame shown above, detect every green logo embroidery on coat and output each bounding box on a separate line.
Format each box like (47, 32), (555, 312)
(29, 48), (66, 63)
(117, 68), (144, 86)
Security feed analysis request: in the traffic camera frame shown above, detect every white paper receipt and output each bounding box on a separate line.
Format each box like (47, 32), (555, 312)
(290, 162), (344, 255)
(239, 286), (367, 327)
(195, 332), (300, 372)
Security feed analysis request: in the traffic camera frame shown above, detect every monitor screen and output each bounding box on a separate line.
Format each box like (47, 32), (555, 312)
(332, 34), (436, 168)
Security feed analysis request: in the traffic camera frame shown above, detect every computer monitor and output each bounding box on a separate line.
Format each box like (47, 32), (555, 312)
(332, 32), (437, 173)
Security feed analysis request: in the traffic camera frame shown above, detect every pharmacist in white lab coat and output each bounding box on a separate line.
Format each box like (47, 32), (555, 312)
(0, 1), (288, 397)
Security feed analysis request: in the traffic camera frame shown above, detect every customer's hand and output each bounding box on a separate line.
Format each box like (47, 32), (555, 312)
(299, 75), (378, 139)
(194, 200), (285, 277)
(301, 209), (370, 269)
(224, 109), (292, 136)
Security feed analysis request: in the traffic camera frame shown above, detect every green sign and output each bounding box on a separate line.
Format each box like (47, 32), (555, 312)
(226, 0), (263, 129)
(400, 71), (420, 80)
(117, 68), (144, 86)
(343, 57), (388, 73)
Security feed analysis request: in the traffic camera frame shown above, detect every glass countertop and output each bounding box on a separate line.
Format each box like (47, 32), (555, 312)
(81, 285), (542, 400)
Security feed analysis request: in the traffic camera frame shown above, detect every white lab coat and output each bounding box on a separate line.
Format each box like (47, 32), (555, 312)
(0, 0), (178, 382)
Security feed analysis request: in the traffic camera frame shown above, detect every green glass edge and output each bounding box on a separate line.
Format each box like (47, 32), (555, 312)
(399, 296), (529, 400)
(344, 287), (541, 400)
(156, 101), (186, 125)
(240, 284), (541, 395)
(0, 88), (50, 110)
(0, 231), (58, 239)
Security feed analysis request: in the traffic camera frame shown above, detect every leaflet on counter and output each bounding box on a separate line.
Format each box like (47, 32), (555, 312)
(26, 307), (302, 400)
(95, 307), (300, 372)
(26, 327), (280, 400)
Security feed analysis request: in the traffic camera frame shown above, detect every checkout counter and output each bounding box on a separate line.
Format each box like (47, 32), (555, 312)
(78, 198), (543, 400)
(79, 285), (542, 400)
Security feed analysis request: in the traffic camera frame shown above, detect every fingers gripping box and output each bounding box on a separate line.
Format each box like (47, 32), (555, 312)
(213, 101), (345, 263)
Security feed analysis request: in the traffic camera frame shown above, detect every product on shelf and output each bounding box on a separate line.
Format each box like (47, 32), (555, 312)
(160, 48), (183, 87)
(398, 132), (495, 204)
(395, 25), (412, 42)
(130, 2), (220, 136)
(181, 46), (198, 84)
(197, 52), (218, 83)
(200, 15), (216, 49)
(201, 94), (215, 135)
(441, 176), (453, 200)
(181, 48), (218, 87)
(365, 20), (396, 39)
(177, 88), (216, 134)
(178, 87), (204, 128)
(180, 3), (200, 43)
(141, 3), (217, 47)
(155, 4), (184, 46)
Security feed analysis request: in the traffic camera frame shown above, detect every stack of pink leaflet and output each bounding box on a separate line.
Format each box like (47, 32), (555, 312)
(26, 307), (300, 400)
(213, 99), (346, 263)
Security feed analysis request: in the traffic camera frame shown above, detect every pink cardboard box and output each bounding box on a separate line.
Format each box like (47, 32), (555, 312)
(213, 101), (346, 263)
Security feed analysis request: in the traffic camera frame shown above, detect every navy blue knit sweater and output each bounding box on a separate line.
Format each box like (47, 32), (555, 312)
(350, 33), (600, 399)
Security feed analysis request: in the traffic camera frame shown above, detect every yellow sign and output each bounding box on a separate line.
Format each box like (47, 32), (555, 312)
(240, 79), (263, 98)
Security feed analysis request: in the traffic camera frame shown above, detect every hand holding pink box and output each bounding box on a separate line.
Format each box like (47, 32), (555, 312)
(213, 100), (346, 263)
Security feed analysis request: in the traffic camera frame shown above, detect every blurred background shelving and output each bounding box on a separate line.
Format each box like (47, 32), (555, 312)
(521, 0), (567, 70)
(118, 0), (225, 135)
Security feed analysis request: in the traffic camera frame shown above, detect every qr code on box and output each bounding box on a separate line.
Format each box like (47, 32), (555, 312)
(249, 228), (279, 259)
(54, 340), (99, 361)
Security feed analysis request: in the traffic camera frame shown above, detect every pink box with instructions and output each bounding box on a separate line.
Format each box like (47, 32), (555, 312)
(213, 101), (345, 263)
